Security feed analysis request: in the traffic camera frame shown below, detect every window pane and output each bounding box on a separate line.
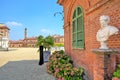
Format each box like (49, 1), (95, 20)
(73, 10), (76, 19)
(77, 32), (84, 48)
(77, 40), (84, 48)
(77, 32), (83, 40)
(77, 16), (82, 32)
(77, 7), (82, 15)
(73, 41), (77, 48)
(72, 33), (77, 47)
(73, 33), (77, 41)
(72, 20), (76, 32)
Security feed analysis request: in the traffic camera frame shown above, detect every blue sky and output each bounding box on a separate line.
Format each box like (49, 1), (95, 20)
(0, 0), (63, 40)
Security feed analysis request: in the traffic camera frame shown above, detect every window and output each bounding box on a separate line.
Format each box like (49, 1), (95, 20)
(72, 6), (84, 49)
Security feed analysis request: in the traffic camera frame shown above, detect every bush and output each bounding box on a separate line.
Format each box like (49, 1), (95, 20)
(46, 50), (84, 80)
(113, 64), (120, 78)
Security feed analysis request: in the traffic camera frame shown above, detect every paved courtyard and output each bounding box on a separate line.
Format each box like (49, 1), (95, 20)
(0, 48), (55, 80)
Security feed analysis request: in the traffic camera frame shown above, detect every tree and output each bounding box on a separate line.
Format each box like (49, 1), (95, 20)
(37, 35), (54, 51)
(44, 35), (54, 50)
(36, 35), (44, 46)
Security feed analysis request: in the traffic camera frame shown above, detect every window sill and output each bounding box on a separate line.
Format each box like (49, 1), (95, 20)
(72, 48), (85, 50)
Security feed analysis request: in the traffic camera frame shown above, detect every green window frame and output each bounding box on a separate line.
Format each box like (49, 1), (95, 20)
(72, 6), (84, 49)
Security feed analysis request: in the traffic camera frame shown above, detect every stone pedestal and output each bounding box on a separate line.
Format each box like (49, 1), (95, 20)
(92, 49), (120, 80)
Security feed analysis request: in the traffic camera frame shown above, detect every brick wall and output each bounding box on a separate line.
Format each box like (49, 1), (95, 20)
(58, 0), (120, 80)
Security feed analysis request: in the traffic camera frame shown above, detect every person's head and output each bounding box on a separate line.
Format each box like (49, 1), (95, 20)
(99, 15), (110, 27)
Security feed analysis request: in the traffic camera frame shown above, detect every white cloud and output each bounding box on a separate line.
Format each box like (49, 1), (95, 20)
(6, 21), (23, 27)
(40, 28), (54, 36)
(41, 29), (51, 33)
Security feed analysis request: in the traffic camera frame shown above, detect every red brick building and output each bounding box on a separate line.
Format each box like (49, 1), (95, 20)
(9, 35), (64, 48)
(9, 37), (37, 48)
(53, 34), (64, 46)
(58, 0), (120, 80)
(9, 28), (37, 48)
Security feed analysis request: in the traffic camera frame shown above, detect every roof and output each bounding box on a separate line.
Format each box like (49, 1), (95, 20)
(52, 35), (64, 38)
(0, 23), (10, 30)
(24, 37), (37, 40)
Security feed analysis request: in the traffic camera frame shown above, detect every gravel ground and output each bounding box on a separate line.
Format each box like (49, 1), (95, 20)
(0, 48), (55, 80)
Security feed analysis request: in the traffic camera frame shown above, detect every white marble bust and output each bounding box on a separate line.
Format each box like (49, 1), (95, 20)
(96, 15), (119, 49)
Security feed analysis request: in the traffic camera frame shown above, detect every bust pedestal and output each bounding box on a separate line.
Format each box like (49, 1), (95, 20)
(92, 49), (119, 80)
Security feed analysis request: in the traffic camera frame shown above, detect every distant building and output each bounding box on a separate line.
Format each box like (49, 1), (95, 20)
(9, 28), (64, 48)
(9, 28), (37, 48)
(0, 23), (10, 49)
(9, 37), (37, 48)
(23, 37), (37, 47)
(9, 40), (23, 48)
(53, 34), (64, 46)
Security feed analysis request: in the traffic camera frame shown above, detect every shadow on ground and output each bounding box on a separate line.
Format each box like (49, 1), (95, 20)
(0, 60), (55, 80)
(0, 48), (18, 52)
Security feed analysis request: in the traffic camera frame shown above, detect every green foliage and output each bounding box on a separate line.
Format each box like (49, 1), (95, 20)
(113, 64), (120, 78)
(46, 50), (84, 80)
(54, 44), (64, 47)
(37, 35), (54, 50)
(36, 35), (44, 46)
(45, 35), (54, 50)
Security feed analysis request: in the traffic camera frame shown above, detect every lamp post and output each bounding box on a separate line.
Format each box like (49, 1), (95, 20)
(39, 44), (44, 65)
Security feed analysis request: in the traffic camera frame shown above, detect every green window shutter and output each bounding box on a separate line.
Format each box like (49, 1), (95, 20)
(72, 6), (84, 49)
